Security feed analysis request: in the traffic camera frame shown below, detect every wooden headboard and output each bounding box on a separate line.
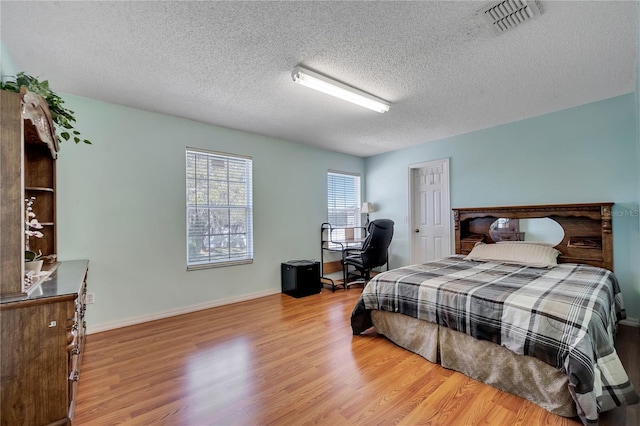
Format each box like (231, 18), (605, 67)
(452, 203), (614, 271)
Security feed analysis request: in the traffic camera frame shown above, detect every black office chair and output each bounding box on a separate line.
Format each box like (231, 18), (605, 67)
(342, 219), (394, 287)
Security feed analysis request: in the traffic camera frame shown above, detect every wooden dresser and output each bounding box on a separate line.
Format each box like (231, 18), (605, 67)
(0, 90), (89, 424)
(1, 260), (89, 426)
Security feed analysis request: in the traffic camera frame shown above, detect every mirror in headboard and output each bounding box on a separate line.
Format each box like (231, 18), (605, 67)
(489, 218), (565, 245)
(452, 203), (614, 271)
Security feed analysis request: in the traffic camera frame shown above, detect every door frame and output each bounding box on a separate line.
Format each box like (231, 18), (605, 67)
(407, 158), (452, 264)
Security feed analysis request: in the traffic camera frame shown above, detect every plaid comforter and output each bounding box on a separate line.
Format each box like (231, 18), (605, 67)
(351, 256), (639, 425)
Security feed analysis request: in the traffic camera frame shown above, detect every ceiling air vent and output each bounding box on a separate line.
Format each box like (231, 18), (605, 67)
(480, 0), (543, 35)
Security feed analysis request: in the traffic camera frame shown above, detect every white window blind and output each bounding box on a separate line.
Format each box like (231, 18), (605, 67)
(186, 148), (253, 269)
(327, 171), (361, 242)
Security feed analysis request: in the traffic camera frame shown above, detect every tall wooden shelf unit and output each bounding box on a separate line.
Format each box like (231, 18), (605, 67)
(0, 89), (88, 426)
(1, 87), (58, 297)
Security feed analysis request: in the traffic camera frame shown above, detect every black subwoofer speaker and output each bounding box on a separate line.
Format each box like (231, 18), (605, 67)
(281, 260), (321, 298)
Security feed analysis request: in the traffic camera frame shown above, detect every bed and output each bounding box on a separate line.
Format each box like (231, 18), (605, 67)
(351, 203), (639, 425)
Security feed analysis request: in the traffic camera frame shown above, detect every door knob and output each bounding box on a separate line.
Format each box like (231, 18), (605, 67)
(415, 229), (420, 233)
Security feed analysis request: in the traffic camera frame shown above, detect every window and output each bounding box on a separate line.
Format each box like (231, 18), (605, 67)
(327, 171), (361, 244)
(186, 148), (253, 269)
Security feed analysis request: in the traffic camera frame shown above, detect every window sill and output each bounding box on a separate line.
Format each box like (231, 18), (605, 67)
(187, 259), (253, 270)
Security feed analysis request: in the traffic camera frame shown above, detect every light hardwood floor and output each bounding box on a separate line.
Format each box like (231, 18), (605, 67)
(75, 288), (639, 425)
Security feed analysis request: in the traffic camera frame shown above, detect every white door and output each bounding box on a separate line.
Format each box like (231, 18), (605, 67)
(410, 159), (451, 263)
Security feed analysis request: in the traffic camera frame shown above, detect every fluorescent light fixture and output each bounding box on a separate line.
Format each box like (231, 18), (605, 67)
(292, 66), (390, 113)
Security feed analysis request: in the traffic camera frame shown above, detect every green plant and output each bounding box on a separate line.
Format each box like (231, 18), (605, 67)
(25, 250), (43, 262)
(1, 72), (91, 145)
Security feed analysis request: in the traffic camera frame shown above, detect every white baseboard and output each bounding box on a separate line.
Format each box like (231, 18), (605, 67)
(619, 317), (640, 327)
(88, 294), (640, 334)
(87, 288), (281, 334)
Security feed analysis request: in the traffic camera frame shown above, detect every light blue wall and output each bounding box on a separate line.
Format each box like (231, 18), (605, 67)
(56, 95), (364, 327)
(0, 40), (18, 81)
(366, 94), (640, 320)
(635, 2), (640, 322)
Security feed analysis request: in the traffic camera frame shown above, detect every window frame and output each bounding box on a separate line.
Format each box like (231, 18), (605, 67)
(186, 147), (253, 270)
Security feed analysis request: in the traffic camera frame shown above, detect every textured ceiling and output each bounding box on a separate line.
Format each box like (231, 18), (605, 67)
(1, 1), (637, 157)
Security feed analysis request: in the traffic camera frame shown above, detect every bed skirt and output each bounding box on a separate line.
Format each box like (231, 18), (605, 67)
(370, 310), (577, 418)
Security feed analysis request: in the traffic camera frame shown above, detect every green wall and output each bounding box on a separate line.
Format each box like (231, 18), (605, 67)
(366, 94), (640, 320)
(56, 95), (365, 329)
(632, 2), (640, 318)
(0, 40), (18, 81)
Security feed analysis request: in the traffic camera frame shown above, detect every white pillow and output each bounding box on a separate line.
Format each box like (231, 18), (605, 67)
(465, 242), (560, 268)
